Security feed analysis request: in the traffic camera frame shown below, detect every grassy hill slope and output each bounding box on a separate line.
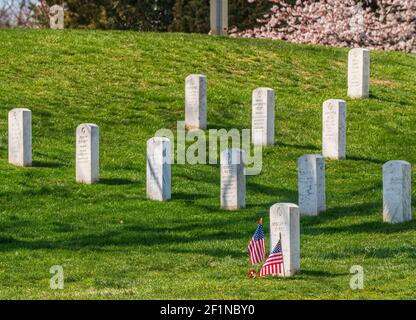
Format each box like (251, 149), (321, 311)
(0, 30), (415, 299)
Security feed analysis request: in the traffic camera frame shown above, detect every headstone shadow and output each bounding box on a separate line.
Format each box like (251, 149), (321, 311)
(32, 160), (63, 168)
(276, 141), (320, 151)
(300, 270), (350, 278)
(347, 155), (386, 165)
(312, 219), (416, 235)
(99, 178), (137, 185)
(369, 93), (412, 107)
(172, 192), (212, 201)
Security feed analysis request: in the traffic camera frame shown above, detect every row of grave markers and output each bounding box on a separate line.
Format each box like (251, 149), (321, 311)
(260, 156), (411, 277)
(4, 47), (410, 278)
(8, 109), (99, 183)
(6, 47), (410, 224)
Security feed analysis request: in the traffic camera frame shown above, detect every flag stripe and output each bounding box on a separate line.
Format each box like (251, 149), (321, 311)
(259, 240), (284, 277)
(247, 222), (266, 265)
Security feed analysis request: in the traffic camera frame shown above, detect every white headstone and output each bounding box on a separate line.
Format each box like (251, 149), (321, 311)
(49, 5), (64, 30)
(348, 48), (370, 99)
(252, 88), (275, 146)
(8, 108), (32, 167)
(220, 148), (245, 210)
(383, 160), (412, 224)
(76, 124), (99, 184)
(298, 154), (326, 216)
(269, 203), (300, 277)
(185, 74), (207, 131)
(322, 99), (346, 160)
(146, 137), (172, 201)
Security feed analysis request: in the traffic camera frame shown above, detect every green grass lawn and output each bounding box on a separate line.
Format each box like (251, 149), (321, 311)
(0, 30), (415, 299)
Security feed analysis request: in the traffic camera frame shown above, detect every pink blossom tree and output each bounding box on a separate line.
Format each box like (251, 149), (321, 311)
(232, 0), (416, 53)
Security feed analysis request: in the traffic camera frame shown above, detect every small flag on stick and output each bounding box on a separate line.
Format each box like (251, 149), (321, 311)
(247, 218), (266, 266)
(259, 233), (285, 277)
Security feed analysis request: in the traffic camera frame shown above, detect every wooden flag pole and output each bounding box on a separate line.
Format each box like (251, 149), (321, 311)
(280, 232), (286, 278)
(256, 218), (263, 277)
(257, 217), (264, 277)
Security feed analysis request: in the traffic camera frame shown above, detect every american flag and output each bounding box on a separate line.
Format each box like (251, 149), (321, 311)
(259, 239), (284, 277)
(247, 219), (265, 265)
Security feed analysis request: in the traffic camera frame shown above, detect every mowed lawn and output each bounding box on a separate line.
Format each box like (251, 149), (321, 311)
(0, 30), (415, 299)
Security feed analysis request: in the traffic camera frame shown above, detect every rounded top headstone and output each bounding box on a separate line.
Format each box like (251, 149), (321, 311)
(220, 148), (245, 165)
(298, 154), (323, 161)
(77, 123), (98, 129)
(270, 203), (299, 211)
(186, 74), (207, 80)
(147, 136), (171, 144)
(254, 87), (274, 92)
(349, 48), (370, 55)
(9, 108), (31, 113)
(383, 160), (410, 168)
(324, 99), (346, 105)
(76, 124), (98, 136)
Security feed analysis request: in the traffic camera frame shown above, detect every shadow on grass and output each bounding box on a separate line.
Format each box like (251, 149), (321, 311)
(167, 247), (242, 258)
(176, 168), (297, 196)
(0, 208), (414, 261)
(320, 245), (416, 260)
(99, 178), (137, 185)
(312, 219), (416, 236)
(205, 123), (247, 132)
(347, 155), (386, 165)
(301, 200), (416, 235)
(172, 192), (213, 201)
(299, 270), (349, 278)
(276, 141), (320, 151)
(347, 182), (382, 196)
(247, 181), (297, 200)
(302, 201), (380, 227)
(0, 212), (258, 254)
(0, 230), (244, 254)
(369, 93), (411, 107)
(32, 160), (63, 168)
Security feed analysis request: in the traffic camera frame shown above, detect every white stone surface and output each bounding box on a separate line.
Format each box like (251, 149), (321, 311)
(8, 108), (32, 167)
(220, 148), (245, 210)
(383, 160), (412, 224)
(146, 137), (172, 201)
(210, 0), (228, 36)
(49, 5), (64, 30)
(76, 124), (99, 184)
(298, 154), (326, 216)
(322, 99), (346, 160)
(348, 48), (370, 98)
(269, 203), (300, 277)
(252, 88), (275, 146)
(185, 74), (207, 130)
